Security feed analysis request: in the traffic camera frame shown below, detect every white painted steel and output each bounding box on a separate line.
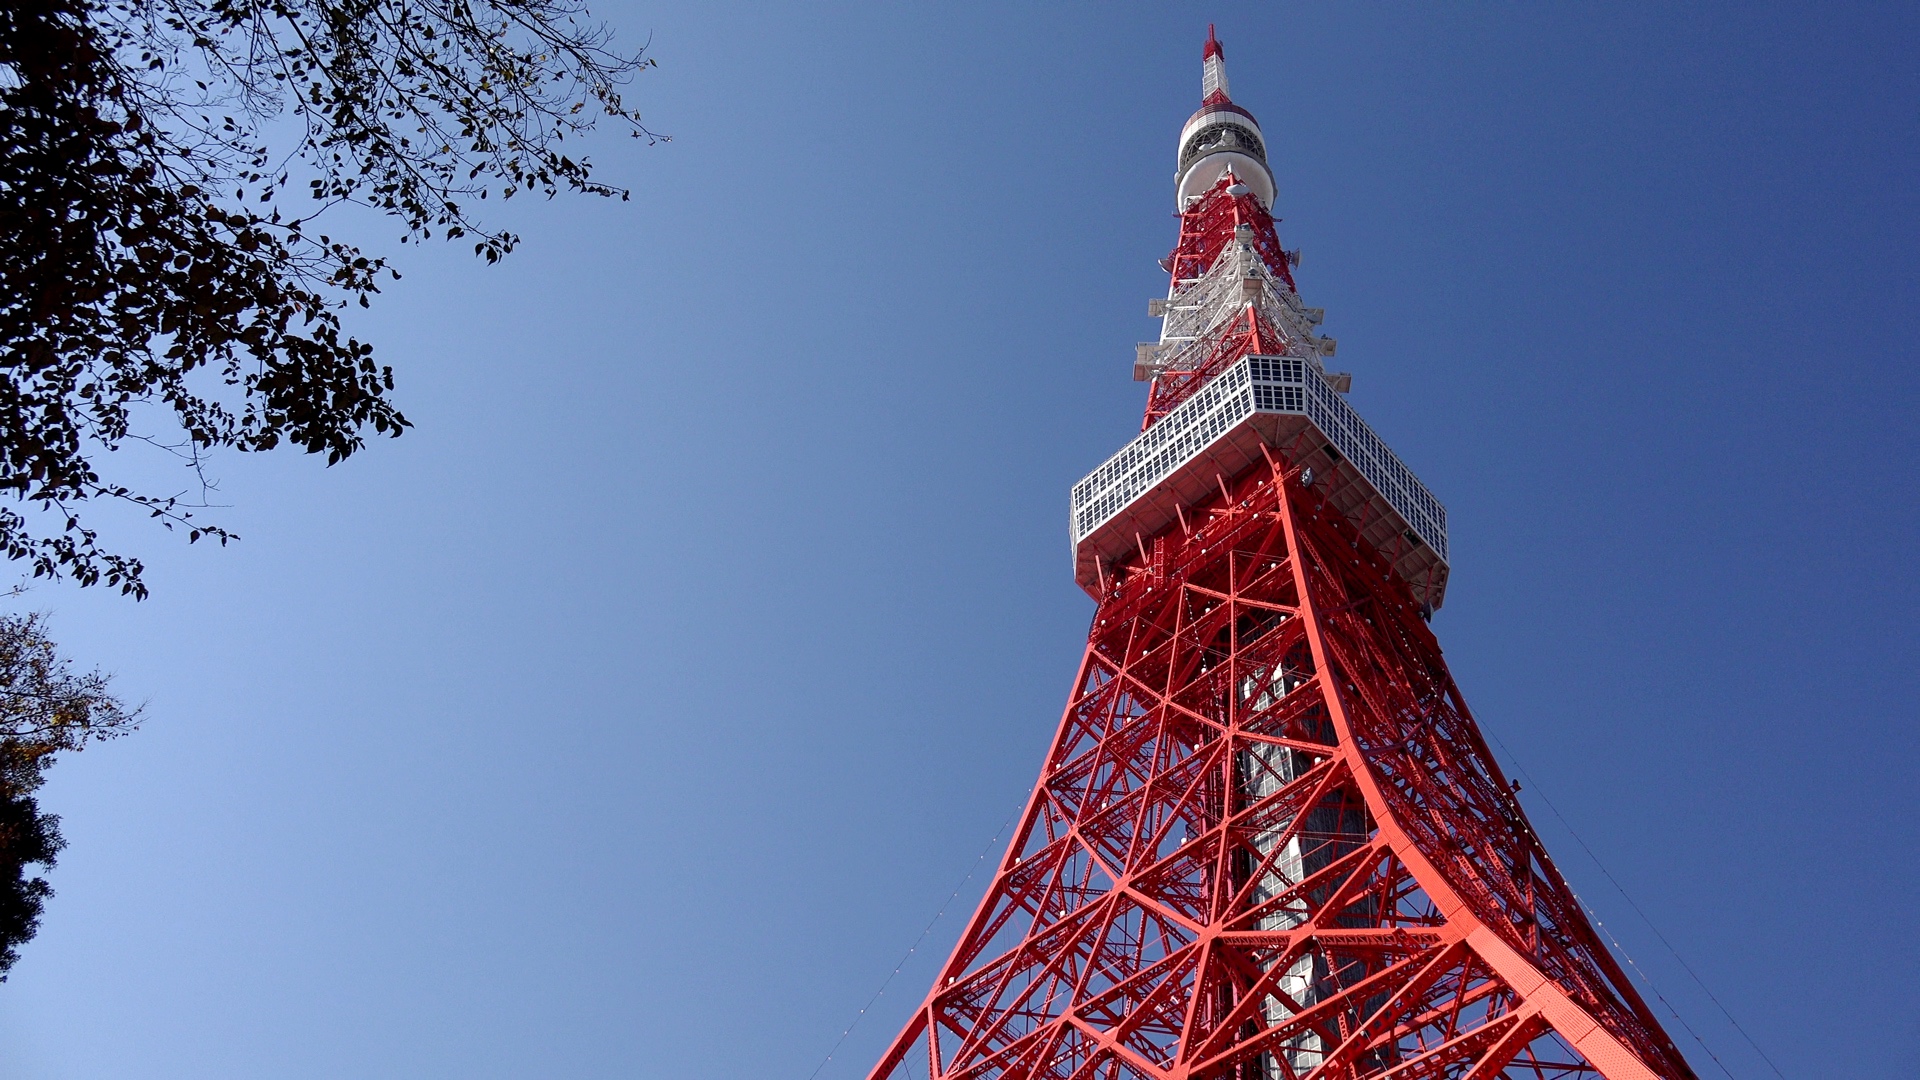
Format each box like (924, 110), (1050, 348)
(1070, 354), (1449, 605)
(1202, 53), (1230, 99)
(1156, 235), (1317, 354)
(1178, 149), (1273, 209)
(1301, 365), (1448, 562)
(1071, 360), (1261, 540)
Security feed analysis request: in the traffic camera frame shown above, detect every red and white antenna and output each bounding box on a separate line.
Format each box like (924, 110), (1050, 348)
(1201, 23), (1230, 98)
(1177, 27), (1275, 207)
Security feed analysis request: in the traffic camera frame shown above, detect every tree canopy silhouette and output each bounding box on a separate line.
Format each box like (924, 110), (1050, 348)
(0, 0), (660, 597)
(0, 611), (138, 978)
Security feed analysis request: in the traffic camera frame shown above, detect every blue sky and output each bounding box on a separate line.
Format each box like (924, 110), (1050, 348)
(4, 3), (1915, 1077)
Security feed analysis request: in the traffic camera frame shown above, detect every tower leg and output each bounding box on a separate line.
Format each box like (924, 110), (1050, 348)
(867, 453), (1691, 1080)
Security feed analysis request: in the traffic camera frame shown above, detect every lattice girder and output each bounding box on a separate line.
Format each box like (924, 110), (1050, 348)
(865, 31), (1689, 1080)
(867, 452), (1694, 1080)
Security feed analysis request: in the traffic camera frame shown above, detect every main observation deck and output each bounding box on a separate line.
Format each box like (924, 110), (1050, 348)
(1071, 355), (1450, 610)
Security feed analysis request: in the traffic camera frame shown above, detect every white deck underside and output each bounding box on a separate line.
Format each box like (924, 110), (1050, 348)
(1070, 355), (1450, 610)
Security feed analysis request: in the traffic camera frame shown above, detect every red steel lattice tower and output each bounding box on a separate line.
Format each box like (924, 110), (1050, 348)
(865, 28), (1697, 1080)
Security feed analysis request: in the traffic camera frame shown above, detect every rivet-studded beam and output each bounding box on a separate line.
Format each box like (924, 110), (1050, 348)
(1070, 355), (1450, 609)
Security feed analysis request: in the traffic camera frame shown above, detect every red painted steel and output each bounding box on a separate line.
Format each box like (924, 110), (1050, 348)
(863, 70), (1696, 1080)
(864, 461), (1697, 1080)
(1145, 182), (1293, 430)
(1164, 180), (1293, 296)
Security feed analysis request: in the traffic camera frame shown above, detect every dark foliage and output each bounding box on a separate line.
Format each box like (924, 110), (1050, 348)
(0, 0), (658, 596)
(0, 612), (137, 977)
(0, 743), (65, 978)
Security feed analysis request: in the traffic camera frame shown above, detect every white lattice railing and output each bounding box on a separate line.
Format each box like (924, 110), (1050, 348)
(1071, 356), (1448, 564)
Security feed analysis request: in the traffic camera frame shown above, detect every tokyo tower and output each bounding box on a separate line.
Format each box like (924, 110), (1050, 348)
(864, 27), (1697, 1080)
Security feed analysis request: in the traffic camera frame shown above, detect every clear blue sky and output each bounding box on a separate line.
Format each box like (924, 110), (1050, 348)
(4, 3), (1914, 1077)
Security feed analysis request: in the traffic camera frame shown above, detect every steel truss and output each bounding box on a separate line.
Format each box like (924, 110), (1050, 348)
(1144, 181), (1328, 429)
(863, 95), (1694, 1080)
(866, 454), (1695, 1080)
